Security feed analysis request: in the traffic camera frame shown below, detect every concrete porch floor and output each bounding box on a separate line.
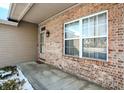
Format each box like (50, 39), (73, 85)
(18, 62), (105, 90)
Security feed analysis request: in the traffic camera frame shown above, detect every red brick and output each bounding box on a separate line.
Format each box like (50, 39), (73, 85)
(40, 4), (124, 89)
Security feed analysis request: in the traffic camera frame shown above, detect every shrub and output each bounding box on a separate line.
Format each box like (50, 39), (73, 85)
(0, 80), (20, 90)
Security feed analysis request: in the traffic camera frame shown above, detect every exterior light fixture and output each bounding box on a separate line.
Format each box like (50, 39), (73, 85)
(46, 30), (50, 37)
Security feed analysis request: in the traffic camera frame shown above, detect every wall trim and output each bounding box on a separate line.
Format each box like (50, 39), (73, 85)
(9, 3), (33, 22)
(8, 3), (16, 18)
(17, 3), (34, 21)
(0, 19), (18, 26)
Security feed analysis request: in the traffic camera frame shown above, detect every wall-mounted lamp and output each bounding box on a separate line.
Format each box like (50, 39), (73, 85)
(46, 30), (50, 37)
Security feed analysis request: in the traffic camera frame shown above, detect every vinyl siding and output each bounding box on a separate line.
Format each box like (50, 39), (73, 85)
(0, 21), (38, 67)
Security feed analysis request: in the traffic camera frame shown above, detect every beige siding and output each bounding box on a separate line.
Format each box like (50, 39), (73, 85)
(0, 21), (38, 67)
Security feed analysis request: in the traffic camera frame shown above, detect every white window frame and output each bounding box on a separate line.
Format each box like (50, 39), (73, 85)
(40, 31), (45, 54)
(39, 26), (46, 55)
(64, 10), (108, 61)
(64, 20), (80, 57)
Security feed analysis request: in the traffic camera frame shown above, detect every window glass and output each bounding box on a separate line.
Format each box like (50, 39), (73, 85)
(88, 16), (95, 37)
(82, 38), (95, 58)
(94, 37), (107, 60)
(82, 18), (88, 37)
(96, 13), (107, 36)
(98, 13), (106, 25)
(65, 21), (79, 38)
(40, 32), (45, 53)
(98, 24), (107, 36)
(65, 39), (79, 56)
(82, 37), (107, 60)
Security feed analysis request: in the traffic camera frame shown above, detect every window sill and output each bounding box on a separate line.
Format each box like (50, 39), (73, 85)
(81, 56), (108, 62)
(63, 54), (108, 63)
(63, 54), (79, 58)
(0, 19), (18, 26)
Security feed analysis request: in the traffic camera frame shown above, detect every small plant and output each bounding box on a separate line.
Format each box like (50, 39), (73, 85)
(0, 79), (26, 90)
(0, 66), (30, 90)
(0, 66), (18, 79)
(0, 79), (20, 90)
(0, 66), (17, 73)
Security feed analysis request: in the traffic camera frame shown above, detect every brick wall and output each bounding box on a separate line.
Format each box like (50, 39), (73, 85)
(40, 4), (124, 89)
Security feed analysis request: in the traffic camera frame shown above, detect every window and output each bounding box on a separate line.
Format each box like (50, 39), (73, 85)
(40, 32), (45, 53)
(65, 21), (79, 56)
(64, 11), (108, 61)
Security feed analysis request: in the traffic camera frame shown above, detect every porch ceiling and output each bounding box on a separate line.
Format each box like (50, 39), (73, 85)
(9, 3), (76, 24)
